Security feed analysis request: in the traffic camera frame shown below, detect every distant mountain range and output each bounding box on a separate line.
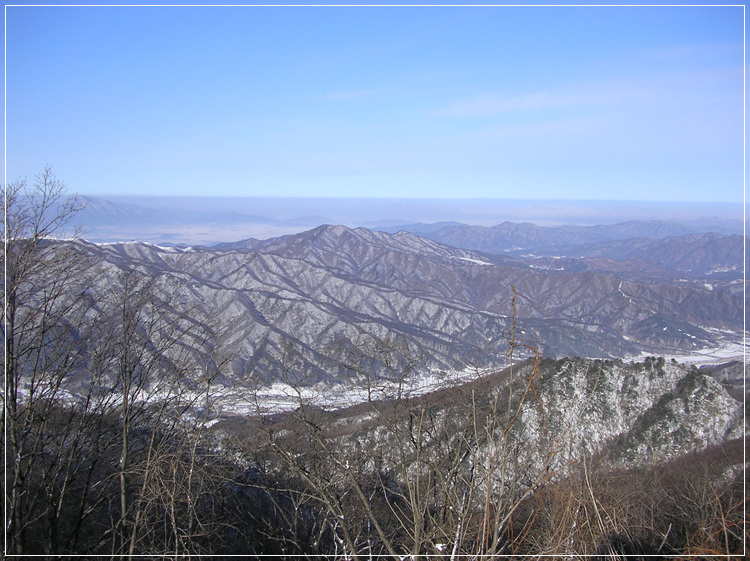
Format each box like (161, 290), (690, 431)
(67, 196), (745, 245)
(76, 222), (744, 391)
(79, 196), (277, 227)
(377, 220), (744, 256)
(376, 223), (745, 280)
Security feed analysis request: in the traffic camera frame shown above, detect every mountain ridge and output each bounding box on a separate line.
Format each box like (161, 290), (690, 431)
(77, 223), (743, 390)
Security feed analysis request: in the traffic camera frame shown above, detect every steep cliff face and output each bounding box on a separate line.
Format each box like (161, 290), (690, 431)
(613, 369), (745, 464)
(513, 357), (744, 472)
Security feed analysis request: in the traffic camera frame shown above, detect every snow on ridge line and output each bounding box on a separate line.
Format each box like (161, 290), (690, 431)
(453, 256), (493, 266)
(89, 240), (194, 252)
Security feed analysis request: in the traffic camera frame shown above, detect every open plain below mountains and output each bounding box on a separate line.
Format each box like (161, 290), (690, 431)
(74, 195), (745, 245)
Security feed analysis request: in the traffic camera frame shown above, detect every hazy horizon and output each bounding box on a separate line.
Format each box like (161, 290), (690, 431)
(73, 194), (745, 246)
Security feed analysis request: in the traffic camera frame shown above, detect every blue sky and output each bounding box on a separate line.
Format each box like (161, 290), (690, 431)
(4, 3), (745, 202)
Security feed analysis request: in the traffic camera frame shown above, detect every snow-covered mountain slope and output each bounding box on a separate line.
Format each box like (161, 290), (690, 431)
(73, 224), (744, 391)
(227, 356), (743, 494)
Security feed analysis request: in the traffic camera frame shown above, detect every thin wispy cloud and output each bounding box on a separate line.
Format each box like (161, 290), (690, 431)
(437, 92), (561, 117)
(435, 84), (650, 118)
(459, 114), (608, 142)
(325, 88), (395, 101)
(649, 40), (742, 63)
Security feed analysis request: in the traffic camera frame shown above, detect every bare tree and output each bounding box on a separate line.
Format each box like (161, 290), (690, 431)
(80, 264), (233, 558)
(1, 168), (99, 555)
(3, 169), (235, 558)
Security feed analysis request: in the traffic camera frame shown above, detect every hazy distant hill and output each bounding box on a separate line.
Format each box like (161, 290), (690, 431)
(527, 232), (745, 276)
(73, 196), (293, 244)
(377, 220), (743, 254)
(78, 195), (277, 227)
(67, 196), (745, 245)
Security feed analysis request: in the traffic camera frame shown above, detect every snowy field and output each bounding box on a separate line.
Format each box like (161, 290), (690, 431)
(630, 329), (746, 366)
(207, 363), (502, 417)
(207, 334), (746, 417)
